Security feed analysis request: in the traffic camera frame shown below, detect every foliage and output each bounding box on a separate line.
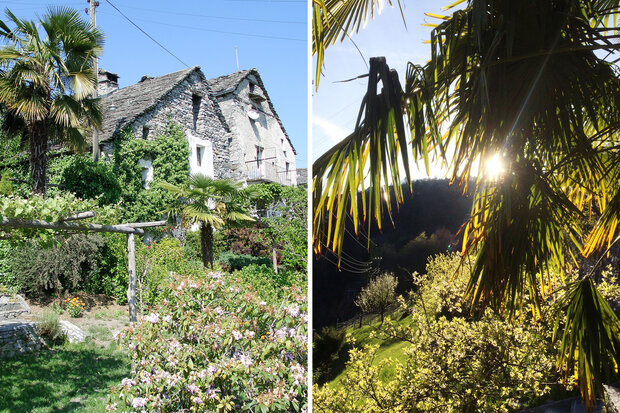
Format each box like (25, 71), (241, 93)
(313, 326), (351, 386)
(355, 272), (398, 325)
(161, 174), (255, 268)
(217, 251), (271, 272)
(415, 253), (473, 320)
(312, 0), (620, 404)
(263, 185), (308, 272)
(11, 234), (104, 296)
(234, 264), (305, 302)
(37, 311), (67, 346)
(89, 234), (128, 304)
(136, 237), (203, 309)
(314, 311), (559, 412)
(109, 271), (307, 412)
(113, 123), (190, 223)
(0, 192), (118, 244)
(0, 239), (17, 290)
(0, 7), (104, 195)
(65, 297), (85, 318)
(217, 224), (272, 258)
(314, 253), (564, 412)
(59, 155), (122, 205)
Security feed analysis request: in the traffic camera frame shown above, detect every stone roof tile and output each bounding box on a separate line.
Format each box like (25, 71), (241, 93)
(100, 66), (200, 142)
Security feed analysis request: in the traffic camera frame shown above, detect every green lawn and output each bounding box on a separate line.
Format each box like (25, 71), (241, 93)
(327, 312), (416, 388)
(0, 342), (129, 412)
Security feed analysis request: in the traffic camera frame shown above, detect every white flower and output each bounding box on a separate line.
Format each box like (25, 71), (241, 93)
(214, 307), (225, 316)
(163, 315), (172, 323)
(245, 331), (255, 339)
(259, 301), (267, 306)
(187, 384), (200, 394)
(132, 397), (147, 408)
(285, 305), (300, 318)
(121, 378), (135, 388)
(192, 396), (203, 404)
(232, 330), (243, 340)
(105, 402), (117, 411)
(207, 365), (218, 375)
(145, 313), (159, 323)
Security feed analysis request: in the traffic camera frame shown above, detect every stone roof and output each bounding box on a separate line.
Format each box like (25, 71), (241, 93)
(100, 66), (203, 142)
(208, 69), (296, 155)
(208, 70), (252, 96)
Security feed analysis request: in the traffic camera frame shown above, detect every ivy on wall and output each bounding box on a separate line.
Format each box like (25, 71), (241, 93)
(112, 122), (190, 222)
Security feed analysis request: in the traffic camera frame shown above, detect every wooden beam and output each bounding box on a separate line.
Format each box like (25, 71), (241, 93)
(58, 211), (97, 221)
(120, 220), (167, 228)
(127, 232), (137, 322)
(0, 218), (144, 235)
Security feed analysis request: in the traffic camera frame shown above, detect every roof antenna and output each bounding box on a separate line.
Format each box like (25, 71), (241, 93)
(235, 46), (239, 72)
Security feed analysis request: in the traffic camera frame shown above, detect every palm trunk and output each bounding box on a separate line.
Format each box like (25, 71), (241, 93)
(29, 121), (48, 196)
(200, 222), (214, 269)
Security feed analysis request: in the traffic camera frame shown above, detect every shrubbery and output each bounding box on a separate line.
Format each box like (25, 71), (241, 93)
(109, 270), (307, 412)
(314, 253), (568, 412)
(217, 251), (271, 272)
(59, 155), (122, 205)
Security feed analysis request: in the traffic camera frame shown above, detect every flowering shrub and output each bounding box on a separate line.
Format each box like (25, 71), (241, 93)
(65, 296), (85, 318)
(109, 270), (307, 412)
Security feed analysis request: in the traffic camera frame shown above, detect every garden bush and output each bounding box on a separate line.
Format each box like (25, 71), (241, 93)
(217, 251), (271, 272)
(12, 234), (105, 296)
(136, 237), (204, 309)
(109, 270), (307, 412)
(37, 311), (67, 346)
(234, 264), (304, 302)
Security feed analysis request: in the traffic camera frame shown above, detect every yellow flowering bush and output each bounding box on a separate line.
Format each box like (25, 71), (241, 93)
(65, 296), (85, 318)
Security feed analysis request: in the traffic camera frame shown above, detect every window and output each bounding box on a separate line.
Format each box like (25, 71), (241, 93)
(256, 146), (263, 168)
(283, 150), (287, 158)
(192, 94), (202, 131)
(196, 145), (204, 167)
(142, 126), (149, 139)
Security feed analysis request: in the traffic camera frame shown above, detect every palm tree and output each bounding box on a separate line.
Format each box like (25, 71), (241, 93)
(0, 7), (103, 195)
(161, 174), (255, 269)
(313, 0), (620, 407)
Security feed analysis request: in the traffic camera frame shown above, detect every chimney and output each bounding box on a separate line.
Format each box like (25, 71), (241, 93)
(98, 69), (119, 95)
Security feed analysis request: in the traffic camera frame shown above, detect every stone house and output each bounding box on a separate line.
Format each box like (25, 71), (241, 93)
(208, 69), (297, 186)
(97, 66), (296, 186)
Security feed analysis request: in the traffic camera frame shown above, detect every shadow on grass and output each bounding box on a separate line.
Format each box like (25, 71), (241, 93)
(0, 343), (129, 413)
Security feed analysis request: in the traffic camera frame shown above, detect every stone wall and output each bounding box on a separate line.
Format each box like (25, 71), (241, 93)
(0, 322), (45, 358)
(119, 71), (245, 181)
(215, 74), (297, 186)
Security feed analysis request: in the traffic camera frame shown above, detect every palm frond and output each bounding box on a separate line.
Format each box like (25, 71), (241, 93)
(312, 0), (405, 90)
(555, 277), (620, 408)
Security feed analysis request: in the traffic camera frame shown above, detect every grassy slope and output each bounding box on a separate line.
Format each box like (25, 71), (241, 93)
(0, 342), (129, 413)
(327, 312), (415, 388)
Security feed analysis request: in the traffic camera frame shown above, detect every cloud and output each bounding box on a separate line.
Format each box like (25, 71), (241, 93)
(312, 115), (352, 160)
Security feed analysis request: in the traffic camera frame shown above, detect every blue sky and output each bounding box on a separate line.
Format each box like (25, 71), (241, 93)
(312, 1), (453, 177)
(0, 0), (308, 168)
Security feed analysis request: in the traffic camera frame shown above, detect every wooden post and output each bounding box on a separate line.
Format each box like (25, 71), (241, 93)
(127, 232), (137, 322)
(272, 248), (278, 274)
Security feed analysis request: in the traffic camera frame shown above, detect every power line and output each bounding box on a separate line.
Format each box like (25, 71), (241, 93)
(116, 4), (305, 25)
(116, 14), (305, 42)
(105, 0), (189, 68)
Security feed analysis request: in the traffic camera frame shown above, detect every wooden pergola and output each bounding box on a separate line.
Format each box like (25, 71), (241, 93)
(0, 213), (166, 321)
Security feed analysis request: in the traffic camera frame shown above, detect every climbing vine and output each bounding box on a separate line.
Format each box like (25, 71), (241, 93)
(113, 122), (190, 223)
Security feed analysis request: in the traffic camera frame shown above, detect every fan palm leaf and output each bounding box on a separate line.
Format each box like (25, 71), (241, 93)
(161, 174), (256, 268)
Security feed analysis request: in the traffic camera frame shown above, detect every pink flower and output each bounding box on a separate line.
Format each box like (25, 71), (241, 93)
(187, 384), (200, 394)
(145, 313), (159, 323)
(232, 330), (243, 340)
(192, 396), (203, 404)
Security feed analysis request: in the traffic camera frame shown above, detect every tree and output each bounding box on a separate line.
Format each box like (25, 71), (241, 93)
(161, 174), (255, 269)
(355, 272), (398, 326)
(0, 7), (103, 195)
(313, 0), (620, 407)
